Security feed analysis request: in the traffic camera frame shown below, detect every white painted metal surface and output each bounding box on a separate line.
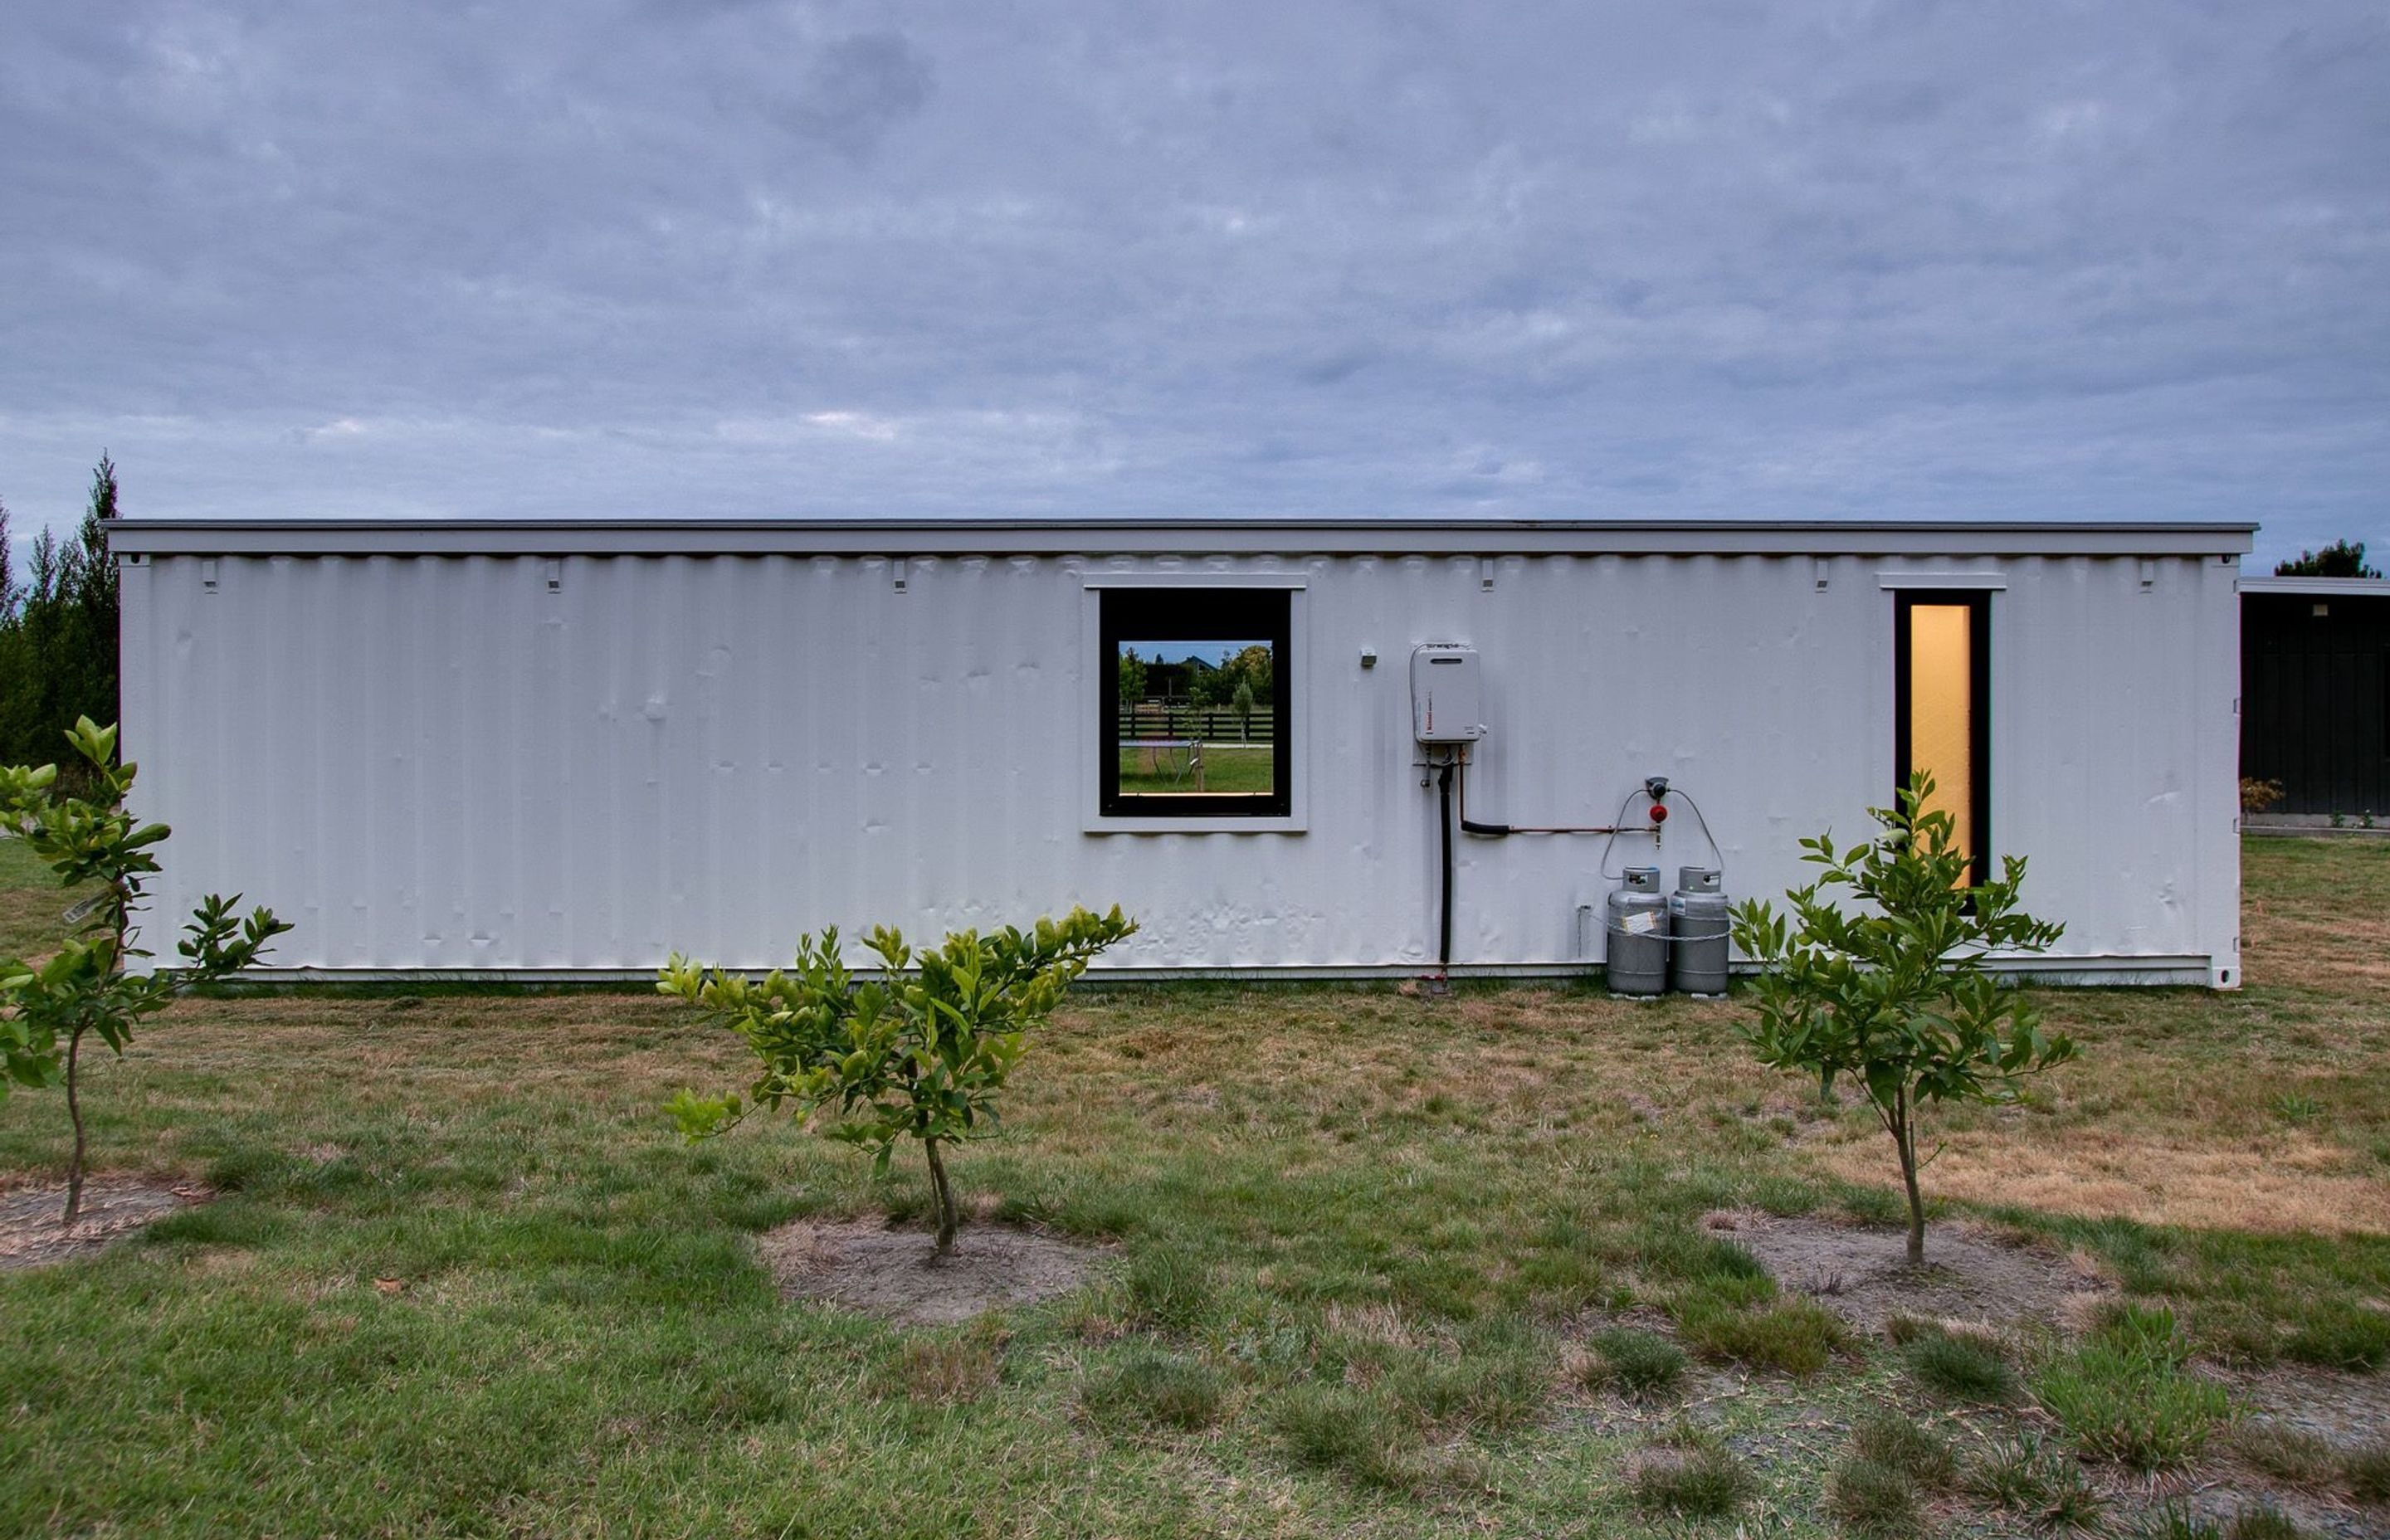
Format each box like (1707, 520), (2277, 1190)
(113, 524), (2248, 984)
(113, 518), (2251, 558)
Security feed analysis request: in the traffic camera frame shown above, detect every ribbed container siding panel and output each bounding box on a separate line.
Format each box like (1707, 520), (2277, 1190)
(2241, 589), (2390, 817)
(119, 548), (2240, 982)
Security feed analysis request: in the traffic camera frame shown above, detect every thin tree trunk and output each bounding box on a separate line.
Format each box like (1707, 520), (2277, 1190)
(62, 1026), (88, 1228)
(1893, 1090), (1924, 1267)
(67, 880), (130, 1231)
(924, 1137), (957, 1254)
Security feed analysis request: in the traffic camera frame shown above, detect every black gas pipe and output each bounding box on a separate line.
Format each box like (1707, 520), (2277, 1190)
(1458, 757), (1641, 836)
(1433, 766), (1718, 979)
(1436, 762), (1455, 973)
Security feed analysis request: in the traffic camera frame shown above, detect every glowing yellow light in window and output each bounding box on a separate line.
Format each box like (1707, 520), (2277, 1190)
(1909, 604), (1973, 873)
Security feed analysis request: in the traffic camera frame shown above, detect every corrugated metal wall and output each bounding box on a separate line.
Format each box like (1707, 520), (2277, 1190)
(119, 548), (2241, 982)
(2241, 592), (2390, 816)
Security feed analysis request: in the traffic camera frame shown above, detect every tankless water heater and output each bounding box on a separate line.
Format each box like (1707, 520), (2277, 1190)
(1411, 644), (1485, 743)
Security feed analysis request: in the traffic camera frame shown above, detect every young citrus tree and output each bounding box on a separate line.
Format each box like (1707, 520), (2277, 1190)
(1, 718), (293, 1225)
(1729, 773), (2071, 1266)
(661, 905), (1135, 1254)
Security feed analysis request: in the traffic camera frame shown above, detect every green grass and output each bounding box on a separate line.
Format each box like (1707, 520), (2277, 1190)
(0, 834), (84, 958)
(1849, 1410), (1958, 1490)
(1080, 1348), (1226, 1431)
(2344, 1438), (2390, 1502)
(895, 1331), (1006, 1406)
(2233, 1422), (2340, 1489)
(0, 838), (2386, 1533)
(1901, 1323), (2019, 1401)
(2034, 1305), (2236, 1469)
(1629, 1426), (1755, 1518)
(2136, 1507), (2226, 1540)
(2281, 1299), (2390, 1369)
(1676, 1290), (1851, 1374)
(2133, 1505), (2310, 1540)
(1966, 1432), (2108, 1533)
(1115, 743), (1275, 795)
(2225, 1508), (2306, 1540)
(1827, 1456), (1924, 1537)
(1266, 1379), (1484, 1496)
(1821, 1412), (1958, 1539)
(1589, 1325), (1686, 1398)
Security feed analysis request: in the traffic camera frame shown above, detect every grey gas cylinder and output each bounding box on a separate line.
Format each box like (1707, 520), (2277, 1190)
(1667, 866), (1729, 996)
(1605, 867), (1669, 997)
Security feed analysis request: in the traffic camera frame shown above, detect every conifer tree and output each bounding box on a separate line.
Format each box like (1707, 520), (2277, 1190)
(0, 456), (124, 777)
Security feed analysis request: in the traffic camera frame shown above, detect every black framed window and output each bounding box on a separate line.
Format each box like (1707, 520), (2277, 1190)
(1100, 587), (1291, 818)
(1893, 591), (1990, 885)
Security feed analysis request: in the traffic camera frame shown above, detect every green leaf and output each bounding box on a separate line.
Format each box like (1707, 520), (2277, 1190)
(0, 724), (295, 1165)
(1734, 770), (2070, 1247)
(655, 906), (1134, 1211)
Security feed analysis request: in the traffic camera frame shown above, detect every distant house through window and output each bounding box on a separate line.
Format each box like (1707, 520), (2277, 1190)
(1894, 590), (1990, 885)
(1100, 587), (1291, 818)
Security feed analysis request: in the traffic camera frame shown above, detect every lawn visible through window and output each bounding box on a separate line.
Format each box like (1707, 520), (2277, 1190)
(1099, 588), (1292, 818)
(1116, 638), (1275, 797)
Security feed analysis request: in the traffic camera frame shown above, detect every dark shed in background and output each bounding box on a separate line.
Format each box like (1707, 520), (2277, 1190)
(2241, 577), (2390, 816)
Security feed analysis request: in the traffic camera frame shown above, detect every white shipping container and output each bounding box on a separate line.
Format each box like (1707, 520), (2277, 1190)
(110, 519), (2249, 986)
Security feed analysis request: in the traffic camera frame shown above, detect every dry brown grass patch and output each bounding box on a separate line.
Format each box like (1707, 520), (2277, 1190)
(1325, 1301), (1418, 1348)
(2244, 903), (2390, 1001)
(1812, 1126), (2390, 1235)
(897, 1333), (1006, 1406)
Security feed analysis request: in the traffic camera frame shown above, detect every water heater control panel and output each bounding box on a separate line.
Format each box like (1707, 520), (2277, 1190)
(1411, 644), (1485, 743)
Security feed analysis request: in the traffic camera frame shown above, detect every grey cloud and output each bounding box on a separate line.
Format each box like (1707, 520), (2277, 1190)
(1823, 80), (1948, 128)
(1294, 348), (1374, 386)
(777, 32), (934, 159)
(0, 1), (2380, 568)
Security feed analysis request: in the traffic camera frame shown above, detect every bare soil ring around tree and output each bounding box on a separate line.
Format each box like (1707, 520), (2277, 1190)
(0, 1177), (204, 1271)
(1703, 1209), (2114, 1336)
(757, 1216), (1112, 1325)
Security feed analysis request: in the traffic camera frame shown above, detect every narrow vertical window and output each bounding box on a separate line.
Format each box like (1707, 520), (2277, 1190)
(1894, 592), (1990, 885)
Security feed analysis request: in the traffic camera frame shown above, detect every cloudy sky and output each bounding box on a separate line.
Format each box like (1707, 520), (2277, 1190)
(2, 1), (2383, 567)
